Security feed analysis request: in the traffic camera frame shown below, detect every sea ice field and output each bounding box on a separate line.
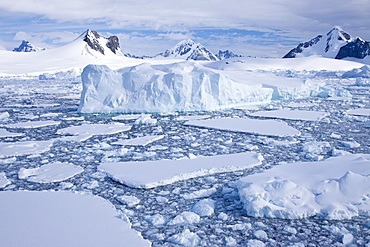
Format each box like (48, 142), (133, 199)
(1, 69), (370, 247)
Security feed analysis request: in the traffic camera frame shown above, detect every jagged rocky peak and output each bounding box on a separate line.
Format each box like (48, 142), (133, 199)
(158, 39), (219, 61)
(283, 26), (369, 60)
(13, 40), (45, 52)
(216, 50), (242, 60)
(82, 29), (122, 55)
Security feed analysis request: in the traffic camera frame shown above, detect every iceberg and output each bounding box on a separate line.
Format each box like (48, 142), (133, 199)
(78, 61), (325, 113)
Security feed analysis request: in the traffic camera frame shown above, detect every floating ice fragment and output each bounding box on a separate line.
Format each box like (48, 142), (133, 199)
(0, 140), (54, 158)
(182, 187), (217, 200)
(0, 191), (151, 247)
(134, 114), (157, 124)
(238, 154), (370, 220)
(185, 118), (300, 137)
(192, 199), (215, 217)
(116, 195), (140, 207)
(18, 162), (83, 183)
(249, 109), (329, 121)
(4, 120), (60, 128)
(0, 173), (10, 188)
(0, 112), (10, 121)
(144, 214), (166, 226)
(0, 129), (24, 138)
(112, 135), (164, 146)
(99, 152), (263, 188)
(340, 141), (360, 148)
(168, 211), (200, 225)
(167, 229), (200, 247)
(57, 123), (131, 142)
(245, 239), (265, 247)
(346, 108), (370, 116)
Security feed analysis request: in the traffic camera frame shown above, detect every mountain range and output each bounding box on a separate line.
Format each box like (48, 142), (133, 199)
(283, 27), (370, 60)
(12, 30), (241, 62)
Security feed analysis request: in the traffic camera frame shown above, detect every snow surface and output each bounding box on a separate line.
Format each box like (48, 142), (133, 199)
(0, 191), (150, 247)
(0, 140), (54, 158)
(185, 117), (300, 137)
(112, 135), (164, 146)
(238, 154), (370, 220)
(249, 109), (329, 121)
(18, 162), (84, 183)
(57, 123), (131, 142)
(99, 152), (263, 188)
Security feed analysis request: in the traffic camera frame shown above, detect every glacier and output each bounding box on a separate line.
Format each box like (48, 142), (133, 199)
(78, 61), (327, 113)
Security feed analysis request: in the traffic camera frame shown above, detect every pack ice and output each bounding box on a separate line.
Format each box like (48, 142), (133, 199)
(237, 154), (370, 220)
(78, 61), (324, 113)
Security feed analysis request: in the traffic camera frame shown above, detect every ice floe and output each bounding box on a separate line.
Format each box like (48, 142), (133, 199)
(112, 135), (165, 146)
(99, 152), (263, 188)
(4, 120), (60, 128)
(346, 108), (370, 116)
(0, 191), (150, 247)
(57, 123), (131, 142)
(237, 154), (370, 220)
(0, 140), (54, 158)
(18, 162), (84, 183)
(0, 128), (24, 138)
(185, 118), (300, 137)
(112, 114), (142, 121)
(0, 173), (10, 188)
(249, 109), (329, 121)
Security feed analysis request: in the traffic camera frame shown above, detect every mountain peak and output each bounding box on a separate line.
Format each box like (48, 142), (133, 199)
(81, 29), (122, 55)
(13, 40), (45, 52)
(157, 39), (218, 61)
(283, 26), (369, 60)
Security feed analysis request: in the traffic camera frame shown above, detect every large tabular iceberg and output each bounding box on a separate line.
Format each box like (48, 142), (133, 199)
(78, 61), (323, 113)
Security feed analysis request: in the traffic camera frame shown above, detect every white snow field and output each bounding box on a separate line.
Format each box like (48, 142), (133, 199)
(238, 154), (370, 220)
(18, 162), (84, 183)
(57, 123), (131, 142)
(185, 117), (301, 137)
(0, 191), (150, 247)
(249, 109), (329, 121)
(99, 152), (263, 188)
(0, 140), (54, 158)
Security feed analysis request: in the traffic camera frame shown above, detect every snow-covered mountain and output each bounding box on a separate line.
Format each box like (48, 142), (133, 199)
(156, 39), (219, 61)
(283, 27), (370, 60)
(13, 40), (45, 52)
(216, 50), (242, 60)
(80, 29), (123, 56)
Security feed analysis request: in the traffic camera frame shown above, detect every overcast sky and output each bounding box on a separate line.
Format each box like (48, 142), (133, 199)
(0, 0), (369, 57)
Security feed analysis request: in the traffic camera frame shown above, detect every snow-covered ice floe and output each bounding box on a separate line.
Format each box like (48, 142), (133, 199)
(99, 152), (263, 188)
(249, 109), (329, 121)
(0, 173), (10, 188)
(78, 61), (326, 113)
(346, 108), (370, 116)
(185, 117), (300, 137)
(0, 128), (24, 138)
(4, 120), (60, 129)
(0, 191), (150, 247)
(0, 140), (54, 158)
(237, 154), (370, 220)
(57, 123), (131, 142)
(18, 162), (84, 183)
(112, 135), (165, 146)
